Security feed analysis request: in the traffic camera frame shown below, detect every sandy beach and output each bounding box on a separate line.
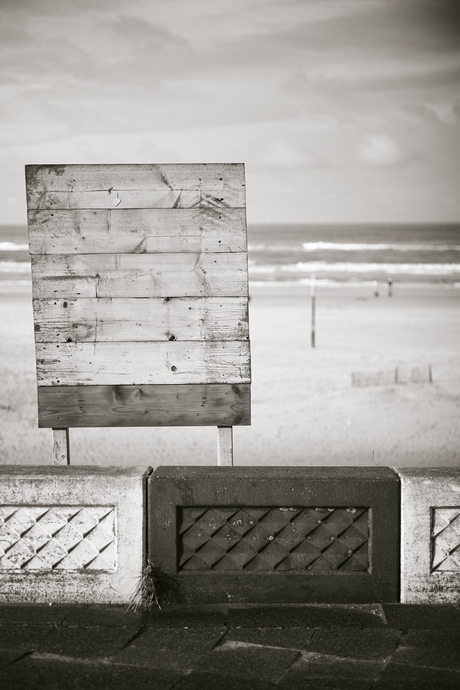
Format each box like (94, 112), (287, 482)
(1, 283), (459, 468)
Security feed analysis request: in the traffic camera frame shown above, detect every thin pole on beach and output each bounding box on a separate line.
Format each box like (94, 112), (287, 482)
(311, 274), (316, 348)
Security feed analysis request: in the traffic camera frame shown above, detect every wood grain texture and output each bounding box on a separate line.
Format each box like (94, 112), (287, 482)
(37, 384), (250, 427)
(52, 428), (70, 465)
(33, 297), (249, 343)
(31, 253), (248, 298)
(217, 426), (234, 466)
(26, 164), (245, 210)
(36, 341), (251, 386)
(28, 208), (247, 254)
(27, 163), (251, 430)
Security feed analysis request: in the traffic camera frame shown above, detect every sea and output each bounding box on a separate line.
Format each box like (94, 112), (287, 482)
(1, 223), (460, 290)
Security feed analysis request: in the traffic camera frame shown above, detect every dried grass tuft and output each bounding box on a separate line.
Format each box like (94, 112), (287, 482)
(127, 560), (182, 612)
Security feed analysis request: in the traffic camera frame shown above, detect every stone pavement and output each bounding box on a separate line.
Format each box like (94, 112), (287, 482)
(0, 603), (460, 689)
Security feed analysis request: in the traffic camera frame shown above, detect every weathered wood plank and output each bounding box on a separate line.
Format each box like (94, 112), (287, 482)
(26, 163), (245, 192)
(26, 164), (246, 210)
(37, 384), (251, 427)
(36, 341), (251, 386)
(28, 208), (247, 254)
(52, 428), (70, 465)
(31, 253), (248, 298)
(217, 427), (234, 466)
(33, 297), (249, 343)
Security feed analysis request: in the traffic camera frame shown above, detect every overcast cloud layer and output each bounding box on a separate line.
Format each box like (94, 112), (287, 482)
(1, 0), (459, 223)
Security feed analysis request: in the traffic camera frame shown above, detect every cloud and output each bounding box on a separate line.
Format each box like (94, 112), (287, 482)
(1, 0), (460, 222)
(261, 141), (329, 169)
(359, 134), (404, 166)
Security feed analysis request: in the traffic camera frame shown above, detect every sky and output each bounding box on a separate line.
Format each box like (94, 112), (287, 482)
(1, 0), (460, 224)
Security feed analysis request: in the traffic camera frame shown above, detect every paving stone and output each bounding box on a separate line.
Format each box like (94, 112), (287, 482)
(113, 626), (226, 672)
(1, 654), (180, 690)
(304, 627), (402, 661)
(33, 624), (139, 659)
(391, 630), (460, 670)
(402, 629), (460, 647)
(227, 605), (308, 628)
(382, 604), (460, 631)
(71, 662), (181, 690)
(0, 648), (29, 669)
(146, 605), (227, 628)
(63, 605), (146, 628)
(225, 627), (315, 650)
(0, 604), (71, 625)
(276, 651), (384, 690)
(0, 623), (54, 667)
(0, 655), (87, 690)
(372, 661), (460, 690)
(303, 604), (387, 629)
(174, 671), (276, 689)
(0, 624), (54, 649)
(195, 640), (300, 683)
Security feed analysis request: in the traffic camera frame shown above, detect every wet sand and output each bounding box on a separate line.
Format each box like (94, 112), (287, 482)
(1, 284), (459, 468)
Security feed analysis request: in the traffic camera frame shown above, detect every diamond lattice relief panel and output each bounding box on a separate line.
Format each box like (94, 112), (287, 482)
(178, 507), (369, 572)
(431, 507), (460, 572)
(0, 506), (116, 572)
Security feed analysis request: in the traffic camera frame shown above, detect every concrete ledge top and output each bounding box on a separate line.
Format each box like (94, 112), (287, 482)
(0, 465), (153, 477)
(394, 467), (460, 480)
(151, 466), (399, 480)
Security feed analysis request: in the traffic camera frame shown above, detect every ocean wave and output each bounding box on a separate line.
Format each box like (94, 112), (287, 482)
(302, 242), (460, 252)
(0, 261), (31, 273)
(249, 262), (460, 275)
(248, 242), (460, 252)
(250, 279), (460, 290)
(250, 279), (460, 289)
(0, 242), (29, 251)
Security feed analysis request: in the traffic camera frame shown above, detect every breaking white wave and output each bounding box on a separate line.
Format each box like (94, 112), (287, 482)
(301, 242), (460, 252)
(0, 242), (29, 251)
(0, 261), (31, 273)
(250, 262), (460, 275)
(248, 242), (460, 252)
(250, 279), (460, 289)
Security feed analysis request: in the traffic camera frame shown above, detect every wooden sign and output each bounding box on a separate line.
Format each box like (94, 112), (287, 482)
(26, 164), (251, 441)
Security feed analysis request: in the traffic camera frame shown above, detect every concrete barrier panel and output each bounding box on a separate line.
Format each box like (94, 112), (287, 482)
(0, 466), (151, 603)
(397, 467), (460, 603)
(149, 467), (400, 604)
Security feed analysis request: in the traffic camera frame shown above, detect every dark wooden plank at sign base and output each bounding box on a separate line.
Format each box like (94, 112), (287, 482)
(37, 383), (251, 428)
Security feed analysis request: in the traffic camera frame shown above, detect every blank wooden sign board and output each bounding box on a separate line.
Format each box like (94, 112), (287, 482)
(26, 164), (251, 466)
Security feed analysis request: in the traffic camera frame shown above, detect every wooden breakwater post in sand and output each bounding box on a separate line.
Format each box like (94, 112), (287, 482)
(310, 274), (316, 348)
(26, 163), (251, 466)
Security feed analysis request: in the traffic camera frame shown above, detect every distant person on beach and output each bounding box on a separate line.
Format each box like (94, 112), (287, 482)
(387, 277), (393, 297)
(373, 280), (379, 297)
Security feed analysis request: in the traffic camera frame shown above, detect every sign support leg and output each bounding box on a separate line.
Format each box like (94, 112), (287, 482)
(217, 426), (233, 466)
(52, 428), (70, 466)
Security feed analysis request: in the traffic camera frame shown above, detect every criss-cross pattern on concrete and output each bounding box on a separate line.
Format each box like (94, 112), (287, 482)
(0, 506), (116, 572)
(179, 506), (369, 572)
(431, 507), (460, 572)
